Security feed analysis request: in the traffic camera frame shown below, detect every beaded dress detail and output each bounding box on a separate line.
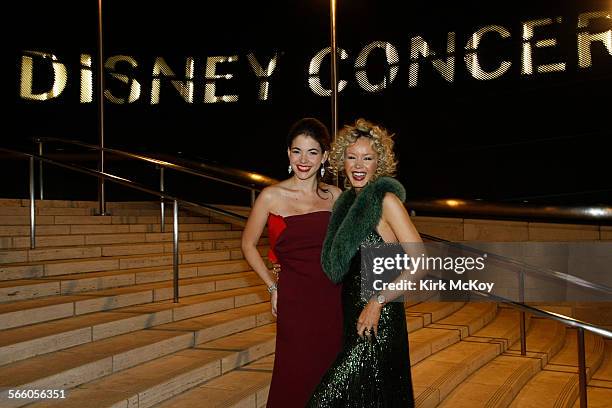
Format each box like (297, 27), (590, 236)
(307, 230), (414, 407)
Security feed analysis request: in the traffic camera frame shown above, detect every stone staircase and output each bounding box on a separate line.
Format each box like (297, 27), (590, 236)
(0, 199), (610, 407)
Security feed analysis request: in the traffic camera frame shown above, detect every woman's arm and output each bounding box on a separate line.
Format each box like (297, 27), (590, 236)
(356, 192), (423, 338)
(381, 192), (427, 283)
(241, 187), (277, 289)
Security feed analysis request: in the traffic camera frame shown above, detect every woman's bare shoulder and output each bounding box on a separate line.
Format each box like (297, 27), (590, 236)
(258, 184), (284, 203)
(321, 182), (343, 199)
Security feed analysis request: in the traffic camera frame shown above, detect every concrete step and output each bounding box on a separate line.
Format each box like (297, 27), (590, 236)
(5, 324), (276, 408)
(0, 329), (195, 407)
(151, 302), (504, 408)
(0, 222), (232, 237)
(423, 302), (499, 339)
(407, 303), (496, 366)
(0, 299), (272, 367)
(0, 259), (256, 302)
(0, 282), (269, 330)
(570, 340), (612, 407)
(0, 215), (211, 227)
(504, 317), (567, 365)
(0, 199), (160, 210)
(0, 245), (267, 281)
(412, 307), (523, 407)
(405, 302), (465, 332)
(439, 355), (541, 408)
(589, 340), (612, 389)
(145, 302), (491, 408)
(0, 207), (96, 216)
(0, 230), (245, 249)
(0, 234), (257, 265)
(571, 386), (612, 408)
(153, 355), (274, 408)
(0, 206), (194, 218)
(509, 329), (606, 408)
(0, 200), (207, 215)
(12, 302), (470, 407)
(437, 318), (566, 407)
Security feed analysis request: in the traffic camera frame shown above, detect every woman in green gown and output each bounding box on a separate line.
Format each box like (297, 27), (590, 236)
(307, 118), (423, 407)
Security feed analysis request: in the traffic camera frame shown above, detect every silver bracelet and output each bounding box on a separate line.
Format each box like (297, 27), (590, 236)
(267, 283), (278, 293)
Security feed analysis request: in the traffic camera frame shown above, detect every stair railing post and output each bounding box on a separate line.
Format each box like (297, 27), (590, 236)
(29, 156), (36, 249)
(519, 269), (527, 355)
(173, 199), (179, 303)
(160, 167), (165, 233)
(577, 327), (588, 408)
(37, 140), (44, 200)
(96, 0), (107, 217)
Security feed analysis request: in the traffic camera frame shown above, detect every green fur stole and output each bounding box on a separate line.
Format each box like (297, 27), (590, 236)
(322, 176), (406, 284)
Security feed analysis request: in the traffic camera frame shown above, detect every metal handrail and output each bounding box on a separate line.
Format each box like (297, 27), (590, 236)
(422, 232), (612, 334)
(421, 233), (612, 296)
(407, 198), (612, 224)
(34, 136), (272, 193)
(421, 231), (612, 408)
(34, 136), (272, 232)
(0, 146), (248, 304)
(31, 137), (612, 225)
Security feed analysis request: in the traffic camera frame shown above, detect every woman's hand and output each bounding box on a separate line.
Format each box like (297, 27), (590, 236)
(270, 290), (278, 317)
(356, 299), (382, 338)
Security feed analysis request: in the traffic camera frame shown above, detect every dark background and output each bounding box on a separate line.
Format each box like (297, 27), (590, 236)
(6, 0), (612, 205)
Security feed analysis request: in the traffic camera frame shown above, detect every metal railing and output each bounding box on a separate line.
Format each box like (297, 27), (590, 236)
(29, 137), (612, 226)
(407, 198), (612, 225)
(0, 146), (247, 304)
(34, 137), (273, 229)
(420, 232), (612, 408)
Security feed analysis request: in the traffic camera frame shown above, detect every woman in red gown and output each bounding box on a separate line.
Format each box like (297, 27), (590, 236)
(241, 118), (344, 407)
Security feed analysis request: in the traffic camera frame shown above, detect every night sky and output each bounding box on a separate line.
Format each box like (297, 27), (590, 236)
(7, 0), (612, 205)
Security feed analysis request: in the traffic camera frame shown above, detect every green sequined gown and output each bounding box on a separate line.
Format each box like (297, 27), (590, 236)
(307, 231), (414, 407)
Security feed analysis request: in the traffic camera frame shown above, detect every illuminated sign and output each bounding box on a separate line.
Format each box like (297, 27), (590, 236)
(18, 10), (611, 104)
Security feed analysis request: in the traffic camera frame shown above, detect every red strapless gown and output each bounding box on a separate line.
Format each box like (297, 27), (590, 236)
(266, 211), (343, 408)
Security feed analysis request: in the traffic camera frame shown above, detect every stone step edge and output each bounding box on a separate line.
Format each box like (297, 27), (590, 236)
(0, 222), (238, 238)
(412, 308), (526, 406)
(29, 352), (274, 408)
(0, 215), (213, 226)
(1, 298), (463, 370)
(0, 299), (273, 368)
(0, 265), (264, 305)
(440, 354), (542, 408)
(0, 236), (257, 265)
(0, 267), (258, 304)
(0, 232), (249, 251)
(11, 258), (255, 284)
(0, 283), (270, 331)
(0, 244), (267, 269)
(438, 319), (568, 406)
(0, 323), (276, 408)
(0, 269), (263, 306)
(152, 355), (273, 408)
(0, 199), (170, 208)
(0, 231), (253, 250)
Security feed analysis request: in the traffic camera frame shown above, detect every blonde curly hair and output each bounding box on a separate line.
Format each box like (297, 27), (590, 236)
(328, 118), (397, 185)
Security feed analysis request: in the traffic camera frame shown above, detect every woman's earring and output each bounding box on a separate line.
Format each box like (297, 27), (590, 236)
(320, 166), (325, 177)
(288, 165), (292, 174)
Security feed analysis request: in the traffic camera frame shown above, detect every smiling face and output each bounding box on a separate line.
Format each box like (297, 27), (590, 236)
(344, 136), (378, 191)
(287, 134), (328, 180)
